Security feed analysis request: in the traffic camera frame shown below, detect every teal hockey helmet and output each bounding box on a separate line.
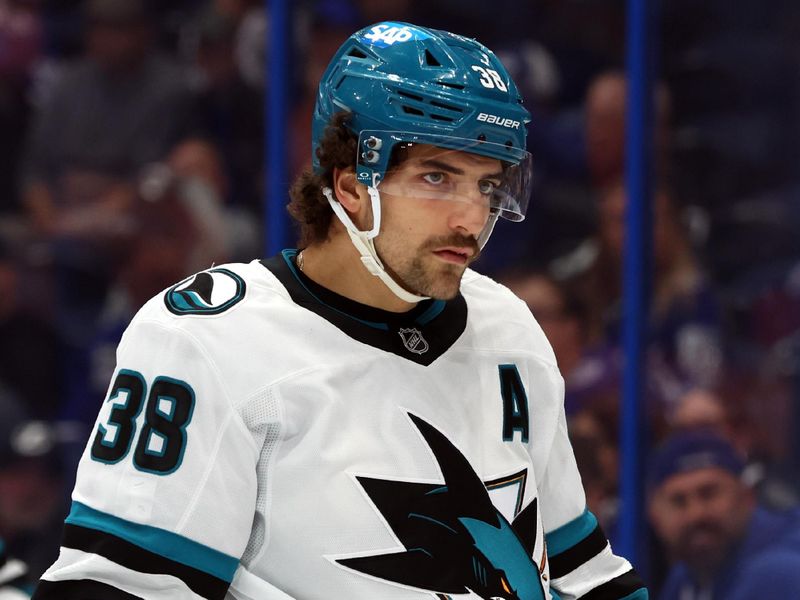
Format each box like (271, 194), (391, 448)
(312, 21), (533, 223)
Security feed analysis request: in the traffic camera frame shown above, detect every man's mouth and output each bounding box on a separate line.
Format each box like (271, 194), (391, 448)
(433, 246), (473, 265)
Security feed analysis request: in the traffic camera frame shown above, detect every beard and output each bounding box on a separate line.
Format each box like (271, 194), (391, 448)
(377, 232), (480, 300)
(673, 520), (733, 575)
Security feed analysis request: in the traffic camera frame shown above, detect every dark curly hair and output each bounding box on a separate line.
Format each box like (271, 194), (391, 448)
(287, 112), (358, 247)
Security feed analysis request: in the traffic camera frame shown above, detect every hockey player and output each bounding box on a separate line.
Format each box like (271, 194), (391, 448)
(34, 21), (648, 600)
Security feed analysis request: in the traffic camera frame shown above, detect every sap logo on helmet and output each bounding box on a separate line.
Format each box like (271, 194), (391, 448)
(477, 113), (520, 129)
(362, 23), (430, 48)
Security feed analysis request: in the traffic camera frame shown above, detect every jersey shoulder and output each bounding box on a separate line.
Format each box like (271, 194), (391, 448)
(460, 269), (558, 366)
(121, 260), (295, 367)
(113, 260), (298, 403)
(132, 260), (288, 326)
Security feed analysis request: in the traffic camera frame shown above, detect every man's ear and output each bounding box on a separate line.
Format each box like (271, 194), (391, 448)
(331, 167), (371, 230)
(332, 167), (363, 214)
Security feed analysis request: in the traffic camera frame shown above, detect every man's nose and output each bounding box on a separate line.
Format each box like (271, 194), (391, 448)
(447, 194), (490, 237)
(683, 496), (714, 525)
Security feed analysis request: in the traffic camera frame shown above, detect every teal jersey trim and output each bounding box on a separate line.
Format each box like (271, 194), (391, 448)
(545, 508), (598, 557)
(281, 249), (390, 331)
(619, 589), (649, 600)
(415, 299), (446, 325)
(65, 501), (239, 583)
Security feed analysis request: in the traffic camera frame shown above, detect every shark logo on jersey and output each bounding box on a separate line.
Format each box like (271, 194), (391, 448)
(398, 328), (429, 354)
(336, 413), (546, 599)
(165, 268), (246, 316)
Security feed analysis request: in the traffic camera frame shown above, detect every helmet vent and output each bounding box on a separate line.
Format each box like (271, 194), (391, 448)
(347, 48), (368, 59)
(397, 90), (424, 102)
(402, 105), (425, 116)
(436, 81), (465, 90)
(424, 49), (442, 67)
(430, 114), (454, 122)
(430, 100), (462, 112)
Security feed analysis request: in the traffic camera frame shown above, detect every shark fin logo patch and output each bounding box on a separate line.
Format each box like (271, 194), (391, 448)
(336, 413), (547, 599)
(165, 268), (246, 316)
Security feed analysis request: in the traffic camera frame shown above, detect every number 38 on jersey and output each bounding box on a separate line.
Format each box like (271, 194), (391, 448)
(90, 370), (195, 475)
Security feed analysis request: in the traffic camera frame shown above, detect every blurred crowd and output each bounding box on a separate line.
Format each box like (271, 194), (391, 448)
(1, 0), (799, 597)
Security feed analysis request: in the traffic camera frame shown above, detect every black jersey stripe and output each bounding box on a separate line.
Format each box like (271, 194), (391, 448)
(33, 578), (144, 599)
(548, 523), (609, 579)
(579, 569), (648, 600)
(61, 524), (230, 600)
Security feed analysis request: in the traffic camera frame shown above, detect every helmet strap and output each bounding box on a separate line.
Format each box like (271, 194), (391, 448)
(322, 179), (430, 304)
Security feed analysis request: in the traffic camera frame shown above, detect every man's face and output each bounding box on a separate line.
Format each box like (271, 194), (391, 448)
(598, 184), (676, 269)
(372, 144), (500, 299)
(648, 467), (753, 576)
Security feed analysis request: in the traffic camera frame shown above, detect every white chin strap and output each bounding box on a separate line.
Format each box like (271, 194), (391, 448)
(322, 180), (430, 303)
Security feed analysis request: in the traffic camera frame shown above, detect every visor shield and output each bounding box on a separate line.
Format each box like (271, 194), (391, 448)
(357, 131), (533, 222)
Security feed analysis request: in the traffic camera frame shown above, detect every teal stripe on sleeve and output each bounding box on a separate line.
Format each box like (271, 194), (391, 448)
(66, 501), (239, 583)
(545, 508), (599, 557)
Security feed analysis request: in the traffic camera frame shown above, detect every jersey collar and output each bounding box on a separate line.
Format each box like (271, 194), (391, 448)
(260, 250), (468, 366)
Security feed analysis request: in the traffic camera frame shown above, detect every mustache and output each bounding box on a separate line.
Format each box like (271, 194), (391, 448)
(424, 234), (481, 257)
(677, 520), (724, 546)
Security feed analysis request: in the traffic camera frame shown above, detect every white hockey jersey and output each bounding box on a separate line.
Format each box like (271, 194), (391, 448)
(35, 250), (647, 600)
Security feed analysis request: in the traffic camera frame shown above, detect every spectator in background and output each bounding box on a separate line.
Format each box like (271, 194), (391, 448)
(479, 69), (674, 277)
(0, 0), (42, 81)
(20, 0), (193, 338)
(164, 137), (246, 267)
(0, 0), (44, 215)
(670, 385), (799, 510)
(584, 70), (672, 190)
(18, 0), (195, 423)
(22, 0), (192, 243)
(0, 393), (76, 589)
(573, 181), (722, 408)
(0, 241), (62, 420)
(187, 4), (264, 216)
(648, 430), (800, 599)
(670, 387), (731, 434)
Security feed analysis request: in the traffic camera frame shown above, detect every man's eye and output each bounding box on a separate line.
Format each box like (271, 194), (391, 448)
(422, 172), (445, 185)
(479, 180), (498, 195)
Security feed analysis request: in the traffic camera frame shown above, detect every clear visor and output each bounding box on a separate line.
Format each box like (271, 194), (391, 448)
(358, 131), (533, 222)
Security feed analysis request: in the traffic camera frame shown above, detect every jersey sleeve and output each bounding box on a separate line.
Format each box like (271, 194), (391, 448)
(34, 316), (261, 600)
(539, 399), (649, 599)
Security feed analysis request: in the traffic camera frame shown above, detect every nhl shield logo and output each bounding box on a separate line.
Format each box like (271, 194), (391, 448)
(398, 328), (429, 354)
